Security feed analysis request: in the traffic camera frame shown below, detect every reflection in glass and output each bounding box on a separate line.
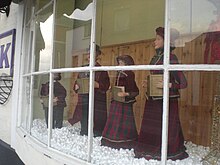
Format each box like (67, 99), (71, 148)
(35, 0), (52, 12)
(63, 1), (93, 21)
(34, 4), (53, 71)
(95, 0), (165, 66)
(171, 0), (220, 64)
(53, 0), (92, 69)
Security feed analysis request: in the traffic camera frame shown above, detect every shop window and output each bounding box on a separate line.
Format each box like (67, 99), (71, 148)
(19, 0), (220, 164)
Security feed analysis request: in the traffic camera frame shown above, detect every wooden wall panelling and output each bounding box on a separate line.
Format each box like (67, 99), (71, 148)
(197, 72), (214, 145)
(68, 56), (79, 118)
(175, 34), (213, 146)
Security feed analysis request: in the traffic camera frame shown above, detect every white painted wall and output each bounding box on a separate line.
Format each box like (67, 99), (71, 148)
(0, 3), (18, 31)
(0, 3), (18, 145)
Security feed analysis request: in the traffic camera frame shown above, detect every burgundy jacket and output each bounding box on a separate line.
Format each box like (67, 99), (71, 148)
(149, 50), (187, 99)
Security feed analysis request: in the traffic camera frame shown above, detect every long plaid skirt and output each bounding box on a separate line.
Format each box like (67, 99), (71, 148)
(68, 94), (107, 136)
(134, 98), (188, 160)
(101, 101), (138, 149)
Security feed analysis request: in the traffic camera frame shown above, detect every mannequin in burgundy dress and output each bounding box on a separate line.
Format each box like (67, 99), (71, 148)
(101, 55), (139, 149)
(134, 27), (188, 160)
(68, 45), (110, 137)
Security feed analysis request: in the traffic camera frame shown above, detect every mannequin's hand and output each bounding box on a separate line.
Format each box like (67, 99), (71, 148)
(74, 84), (80, 91)
(53, 97), (58, 102)
(94, 81), (99, 88)
(117, 92), (129, 97)
(156, 81), (172, 88)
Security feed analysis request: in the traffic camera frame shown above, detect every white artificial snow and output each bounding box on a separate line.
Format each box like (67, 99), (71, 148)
(31, 119), (220, 165)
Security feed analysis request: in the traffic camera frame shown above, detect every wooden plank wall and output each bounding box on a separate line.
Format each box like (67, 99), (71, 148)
(70, 34), (215, 146)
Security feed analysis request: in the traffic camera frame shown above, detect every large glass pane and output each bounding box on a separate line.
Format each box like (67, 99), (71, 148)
(31, 74), (49, 144)
(96, 0), (165, 66)
(50, 71), (89, 161)
(46, 70), (162, 163)
(170, 0), (220, 64)
(97, 69), (150, 164)
(87, 0), (166, 163)
(34, 3), (53, 72)
(177, 71), (219, 164)
(53, 0), (92, 69)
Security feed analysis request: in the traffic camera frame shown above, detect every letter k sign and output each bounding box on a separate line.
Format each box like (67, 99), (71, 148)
(0, 43), (11, 68)
(0, 29), (16, 76)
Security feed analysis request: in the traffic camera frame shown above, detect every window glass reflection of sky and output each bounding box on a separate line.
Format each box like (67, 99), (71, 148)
(39, 14), (53, 71)
(38, 1), (219, 60)
(171, 0), (218, 35)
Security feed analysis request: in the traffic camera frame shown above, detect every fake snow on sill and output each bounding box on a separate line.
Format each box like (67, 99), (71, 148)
(31, 119), (217, 165)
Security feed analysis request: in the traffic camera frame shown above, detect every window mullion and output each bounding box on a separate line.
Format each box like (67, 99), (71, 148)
(29, 75), (34, 133)
(161, 0), (171, 164)
(48, 0), (56, 148)
(20, 27), (32, 130)
(28, 18), (37, 133)
(87, 0), (97, 163)
(26, 31), (33, 132)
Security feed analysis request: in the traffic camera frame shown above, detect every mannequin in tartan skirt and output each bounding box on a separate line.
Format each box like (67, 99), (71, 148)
(134, 27), (189, 160)
(101, 55), (139, 149)
(68, 45), (110, 137)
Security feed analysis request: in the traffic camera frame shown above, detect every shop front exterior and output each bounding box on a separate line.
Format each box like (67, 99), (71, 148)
(0, 0), (220, 165)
